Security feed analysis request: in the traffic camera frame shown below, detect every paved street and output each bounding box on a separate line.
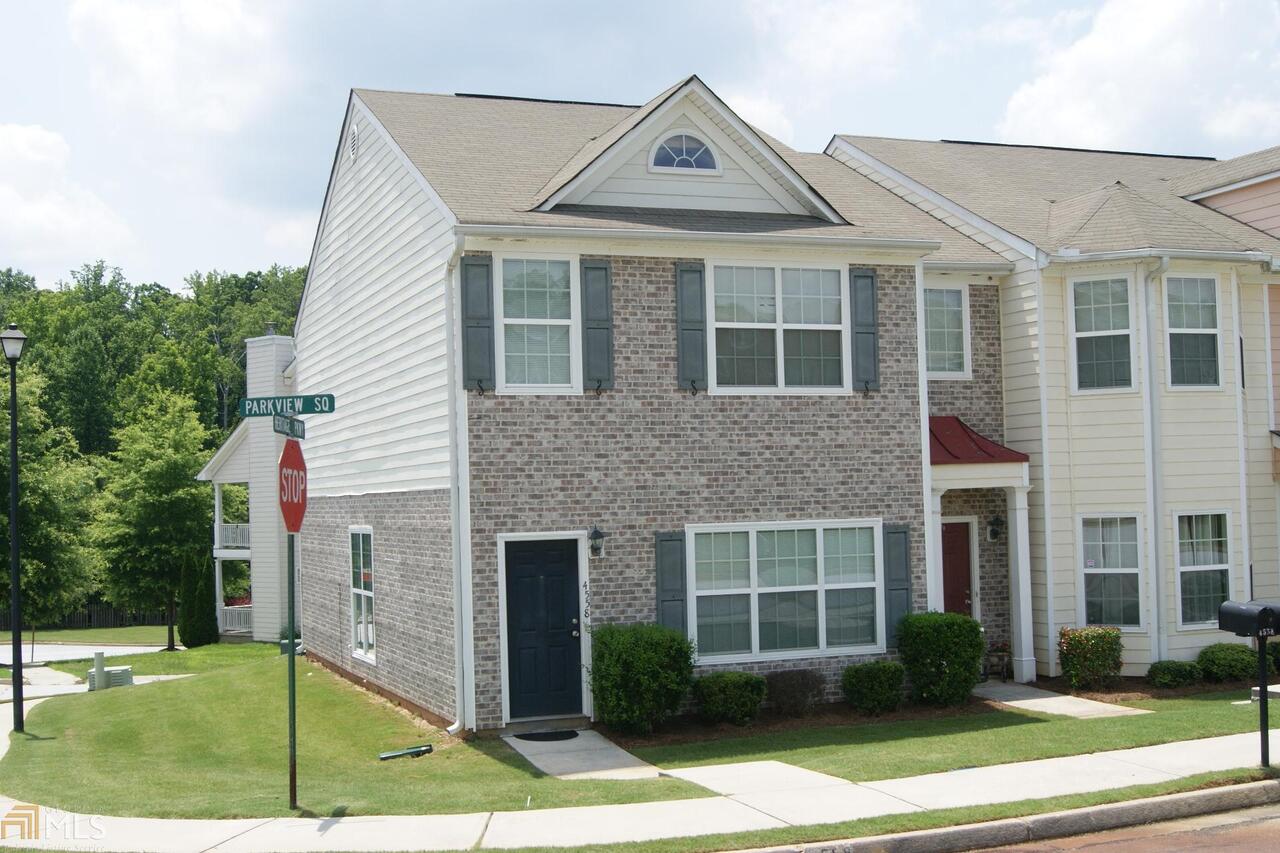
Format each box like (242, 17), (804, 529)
(991, 802), (1280, 850)
(0, 643), (164, 666)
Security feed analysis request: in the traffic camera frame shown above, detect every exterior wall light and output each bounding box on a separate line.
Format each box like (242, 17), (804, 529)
(987, 514), (1006, 543)
(589, 525), (607, 557)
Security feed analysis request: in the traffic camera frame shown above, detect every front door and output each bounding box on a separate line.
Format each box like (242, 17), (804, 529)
(505, 539), (582, 720)
(941, 522), (973, 615)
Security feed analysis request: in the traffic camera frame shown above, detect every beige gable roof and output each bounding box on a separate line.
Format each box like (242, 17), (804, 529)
(1169, 144), (1280, 197)
(837, 135), (1280, 259)
(355, 88), (1004, 264)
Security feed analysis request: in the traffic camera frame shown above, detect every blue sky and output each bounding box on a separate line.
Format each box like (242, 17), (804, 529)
(2, 0), (1278, 289)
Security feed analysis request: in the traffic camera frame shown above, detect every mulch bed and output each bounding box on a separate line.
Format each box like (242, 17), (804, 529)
(602, 696), (998, 750)
(1032, 675), (1256, 703)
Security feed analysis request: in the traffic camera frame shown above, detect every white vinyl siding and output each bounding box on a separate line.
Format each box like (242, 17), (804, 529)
(1070, 276), (1134, 392)
(707, 262), (851, 394)
(924, 285), (971, 378)
(1176, 513), (1230, 628)
(292, 100), (454, 495)
(1166, 276), (1221, 388)
(350, 528), (375, 661)
(1080, 516), (1141, 628)
(687, 519), (884, 662)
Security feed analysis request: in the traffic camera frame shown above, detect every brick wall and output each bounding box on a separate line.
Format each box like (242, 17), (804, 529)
(465, 257), (927, 727)
(940, 487), (1010, 647)
(929, 283), (1004, 442)
(298, 490), (456, 721)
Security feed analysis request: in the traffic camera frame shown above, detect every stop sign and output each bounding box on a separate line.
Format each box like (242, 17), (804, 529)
(278, 438), (307, 533)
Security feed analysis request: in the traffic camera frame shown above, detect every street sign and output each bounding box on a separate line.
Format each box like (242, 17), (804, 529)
(278, 439), (307, 534)
(272, 414), (306, 440)
(240, 394), (335, 418)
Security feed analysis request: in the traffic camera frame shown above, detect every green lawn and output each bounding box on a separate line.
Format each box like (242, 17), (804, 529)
(47, 641), (278, 678)
(632, 691), (1261, 782)
(31, 625), (172, 645)
(2, 654), (702, 818)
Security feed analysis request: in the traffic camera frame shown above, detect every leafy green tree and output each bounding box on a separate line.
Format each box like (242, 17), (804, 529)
(0, 368), (97, 642)
(95, 393), (212, 650)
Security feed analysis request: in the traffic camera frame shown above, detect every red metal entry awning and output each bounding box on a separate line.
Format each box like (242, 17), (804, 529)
(930, 416), (1029, 465)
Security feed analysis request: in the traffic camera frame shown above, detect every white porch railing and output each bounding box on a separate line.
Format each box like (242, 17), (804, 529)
(219, 604), (253, 634)
(218, 523), (250, 550)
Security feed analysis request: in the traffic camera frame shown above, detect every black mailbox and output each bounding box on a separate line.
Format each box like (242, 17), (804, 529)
(1219, 600), (1280, 638)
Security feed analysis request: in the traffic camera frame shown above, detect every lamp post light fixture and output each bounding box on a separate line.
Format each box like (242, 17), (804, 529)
(2, 323), (26, 734)
(588, 525), (607, 558)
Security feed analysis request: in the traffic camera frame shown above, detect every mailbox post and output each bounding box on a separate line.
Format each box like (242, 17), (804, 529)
(1219, 600), (1279, 767)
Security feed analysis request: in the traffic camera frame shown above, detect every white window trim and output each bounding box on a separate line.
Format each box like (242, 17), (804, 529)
(493, 252), (583, 396)
(1163, 272), (1223, 391)
(1066, 271), (1138, 396)
(1172, 508), (1232, 632)
(349, 525), (375, 664)
(684, 517), (886, 664)
(1075, 512), (1144, 633)
(647, 127), (723, 177)
(705, 259), (853, 396)
(494, 530), (593, 726)
(924, 282), (972, 380)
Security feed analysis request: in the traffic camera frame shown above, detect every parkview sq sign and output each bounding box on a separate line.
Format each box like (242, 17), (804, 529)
(278, 439), (307, 534)
(239, 394), (335, 417)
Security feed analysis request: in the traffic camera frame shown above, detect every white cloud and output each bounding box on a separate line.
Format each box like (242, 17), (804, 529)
(68, 0), (292, 134)
(263, 213), (319, 257)
(0, 124), (134, 285)
(722, 91), (796, 145)
(997, 0), (1280, 153)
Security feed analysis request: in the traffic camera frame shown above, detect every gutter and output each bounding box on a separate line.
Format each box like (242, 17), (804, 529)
(1143, 256), (1170, 661)
(453, 223), (941, 253)
(444, 232), (469, 737)
(923, 260), (1016, 275)
(1052, 248), (1273, 266)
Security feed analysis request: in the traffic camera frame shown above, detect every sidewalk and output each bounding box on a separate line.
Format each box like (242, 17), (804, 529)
(2, 697), (1276, 852)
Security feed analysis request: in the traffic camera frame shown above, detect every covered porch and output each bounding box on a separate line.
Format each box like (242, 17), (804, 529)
(928, 416), (1035, 682)
(196, 422), (254, 637)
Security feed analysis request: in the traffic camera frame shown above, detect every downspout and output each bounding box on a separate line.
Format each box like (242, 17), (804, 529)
(1143, 256), (1169, 661)
(444, 233), (467, 736)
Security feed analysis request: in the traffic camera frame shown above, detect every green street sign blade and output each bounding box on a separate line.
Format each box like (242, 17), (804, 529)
(272, 414), (306, 439)
(239, 394), (335, 417)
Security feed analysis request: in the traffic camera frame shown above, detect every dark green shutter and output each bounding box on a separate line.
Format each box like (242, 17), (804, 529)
(883, 524), (911, 648)
(655, 531), (687, 632)
(581, 259), (614, 390)
(675, 263), (707, 391)
(851, 267), (880, 391)
(460, 255), (495, 391)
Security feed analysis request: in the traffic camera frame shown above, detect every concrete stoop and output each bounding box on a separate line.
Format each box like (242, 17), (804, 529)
(740, 779), (1280, 853)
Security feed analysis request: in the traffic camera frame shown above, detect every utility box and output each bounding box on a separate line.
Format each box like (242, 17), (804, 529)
(1219, 600), (1280, 638)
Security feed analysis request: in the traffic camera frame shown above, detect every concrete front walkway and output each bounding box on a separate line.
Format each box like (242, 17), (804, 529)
(501, 729), (659, 780)
(975, 681), (1150, 719)
(2, 693), (1276, 852)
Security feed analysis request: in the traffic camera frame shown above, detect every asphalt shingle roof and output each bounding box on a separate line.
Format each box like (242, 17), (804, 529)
(837, 135), (1280, 258)
(1169, 144), (1280, 197)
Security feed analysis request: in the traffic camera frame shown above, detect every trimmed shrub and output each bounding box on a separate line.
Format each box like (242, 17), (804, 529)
(765, 668), (825, 717)
(1147, 660), (1202, 689)
(177, 557), (219, 648)
(841, 661), (904, 715)
(898, 612), (984, 706)
(1197, 643), (1264, 683)
(589, 624), (694, 735)
(1057, 626), (1123, 689)
(694, 671), (767, 725)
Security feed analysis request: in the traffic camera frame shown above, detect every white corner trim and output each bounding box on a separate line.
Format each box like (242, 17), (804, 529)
(826, 137), (1041, 262)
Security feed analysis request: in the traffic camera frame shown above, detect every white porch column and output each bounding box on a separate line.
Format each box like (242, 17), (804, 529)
(213, 482), (223, 548)
(214, 558), (224, 633)
(927, 489), (945, 611)
(1007, 485), (1036, 682)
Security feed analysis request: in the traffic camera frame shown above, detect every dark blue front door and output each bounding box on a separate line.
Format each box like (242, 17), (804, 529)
(506, 539), (582, 719)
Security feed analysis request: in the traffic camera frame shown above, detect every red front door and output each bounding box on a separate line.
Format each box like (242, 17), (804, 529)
(942, 522), (973, 615)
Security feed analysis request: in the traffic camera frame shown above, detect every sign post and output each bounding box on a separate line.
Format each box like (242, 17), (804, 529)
(278, 438), (307, 810)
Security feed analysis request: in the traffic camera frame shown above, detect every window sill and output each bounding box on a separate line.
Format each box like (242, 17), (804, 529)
(1174, 623), (1221, 633)
(1164, 384), (1225, 393)
(1069, 386), (1140, 398)
(695, 644), (885, 665)
(352, 650), (377, 666)
(708, 386), (853, 396)
(495, 386), (583, 396)
(928, 371), (973, 382)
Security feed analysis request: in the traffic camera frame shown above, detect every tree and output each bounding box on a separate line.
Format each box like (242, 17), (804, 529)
(0, 369), (97, 644)
(177, 555), (219, 648)
(95, 393), (212, 650)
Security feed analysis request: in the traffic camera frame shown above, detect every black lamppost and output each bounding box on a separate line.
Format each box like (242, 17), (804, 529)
(2, 324), (26, 734)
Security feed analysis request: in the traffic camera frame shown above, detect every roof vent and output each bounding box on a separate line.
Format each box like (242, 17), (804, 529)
(347, 125), (359, 161)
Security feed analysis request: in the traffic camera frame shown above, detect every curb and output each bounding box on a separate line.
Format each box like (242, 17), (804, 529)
(743, 779), (1280, 853)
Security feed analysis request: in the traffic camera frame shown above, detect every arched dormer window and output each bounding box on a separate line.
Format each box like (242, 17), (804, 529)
(649, 131), (720, 174)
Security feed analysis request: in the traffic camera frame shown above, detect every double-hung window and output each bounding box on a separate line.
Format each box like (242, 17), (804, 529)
(709, 264), (850, 392)
(496, 257), (580, 393)
(924, 286), (970, 378)
(1071, 277), (1132, 391)
(689, 519), (883, 660)
(1166, 276), (1220, 387)
(1081, 516), (1141, 628)
(1176, 512), (1230, 626)
(350, 528), (375, 660)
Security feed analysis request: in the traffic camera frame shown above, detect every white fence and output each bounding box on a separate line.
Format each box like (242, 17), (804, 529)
(219, 604), (253, 634)
(219, 524), (251, 550)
